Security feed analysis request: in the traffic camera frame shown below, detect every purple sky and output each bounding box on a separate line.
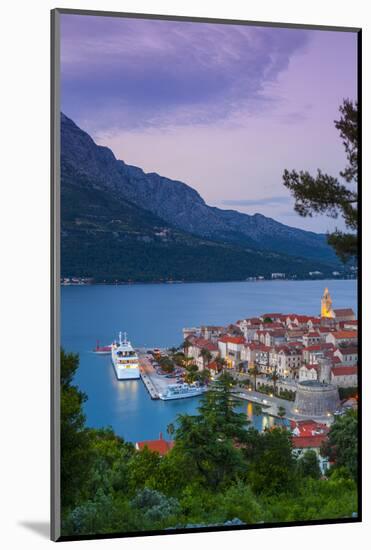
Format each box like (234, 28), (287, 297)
(61, 14), (357, 232)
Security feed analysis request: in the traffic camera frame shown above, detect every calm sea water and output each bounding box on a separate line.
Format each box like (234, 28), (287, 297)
(61, 279), (357, 442)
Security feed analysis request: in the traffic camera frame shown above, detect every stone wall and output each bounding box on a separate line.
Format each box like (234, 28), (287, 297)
(295, 380), (340, 417)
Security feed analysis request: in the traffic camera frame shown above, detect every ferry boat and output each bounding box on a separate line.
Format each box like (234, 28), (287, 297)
(93, 341), (112, 355)
(159, 383), (207, 401)
(111, 332), (140, 380)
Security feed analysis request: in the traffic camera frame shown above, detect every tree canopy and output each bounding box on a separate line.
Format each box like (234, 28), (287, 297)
(60, 351), (358, 536)
(321, 409), (358, 481)
(283, 99), (358, 262)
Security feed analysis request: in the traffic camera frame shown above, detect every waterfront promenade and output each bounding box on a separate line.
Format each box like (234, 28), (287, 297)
(139, 350), (333, 424)
(233, 387), (334, 425)
(138, 351), (178, 400)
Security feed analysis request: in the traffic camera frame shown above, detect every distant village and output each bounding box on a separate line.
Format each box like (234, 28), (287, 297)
(61, 268), (357, 286)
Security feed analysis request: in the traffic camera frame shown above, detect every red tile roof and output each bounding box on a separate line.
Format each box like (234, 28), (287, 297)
(333, 308), (355, 317)
(255, 345), (271, 352)
(189, 337), (218, 351)
(341, 320), (358, 327)
(292, 435), (327, 449)
(331, 331), (358, 339)
(136, 439), (174, 456)
(270, 330), (286, 337)
(294, 315), (313, 323)
(245, 343), (271, 352)
(218, 336), (245, 344)
(287, 341), (304, 347)
(331, 366), (357, 376)
(261, 313), (284, 318)
(303, 345), (321, 351)
(304, 343), (334, 352)
(245, 317), (262, 325)
(262, 322), (284, 329)
(301, 364), (319, 371)
(290, 420), (328, 434)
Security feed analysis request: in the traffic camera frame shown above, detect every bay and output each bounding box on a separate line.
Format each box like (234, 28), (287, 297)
(61, 279), (357, 442)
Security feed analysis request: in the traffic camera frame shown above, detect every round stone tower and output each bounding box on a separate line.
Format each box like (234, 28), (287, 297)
(294, 380), (340, 417)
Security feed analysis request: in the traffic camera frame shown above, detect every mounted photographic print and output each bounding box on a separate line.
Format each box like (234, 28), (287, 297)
(51, 8), (361, 541)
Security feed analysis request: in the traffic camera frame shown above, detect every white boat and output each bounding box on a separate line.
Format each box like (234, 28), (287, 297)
(159, 383), (207, 401)
(111, 332), (140, 380)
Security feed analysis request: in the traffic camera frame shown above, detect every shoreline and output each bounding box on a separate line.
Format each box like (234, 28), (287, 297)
(61, 277), (357, 287)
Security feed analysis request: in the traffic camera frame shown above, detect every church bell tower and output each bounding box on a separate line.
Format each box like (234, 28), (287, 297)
(321, 287), (334, 318)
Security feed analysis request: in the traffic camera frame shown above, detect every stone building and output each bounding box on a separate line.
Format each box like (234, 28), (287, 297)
(294, 380), (340, 417)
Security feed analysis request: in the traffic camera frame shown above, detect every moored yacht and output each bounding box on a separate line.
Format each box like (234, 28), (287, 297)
(111, 332), (140, 380)
(159, 382), (207, 401)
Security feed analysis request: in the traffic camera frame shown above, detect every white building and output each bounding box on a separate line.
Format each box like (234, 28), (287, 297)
(330, 366), (357, 387)
(186, 337), (218, 370)
(218, 336), (245, 367)
(298, 364), (319, 382)
(326, 331), (358, 347)
(334, 346), (358, 365)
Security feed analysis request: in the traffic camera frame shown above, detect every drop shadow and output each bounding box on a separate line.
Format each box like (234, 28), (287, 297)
(18, 521), (50, 539)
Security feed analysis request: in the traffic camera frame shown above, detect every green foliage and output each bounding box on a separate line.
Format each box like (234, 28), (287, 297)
(60, 350), (93, 508)
(158, 356), (175, 373)
(131, 488), (180, 524)
(248, 364), (260, 390)
(200, 347), (212, 368)
(256, 381), (296, 402)
(179, 482), (262, 525)
(338, 387), (358, 400)
(174, 373), (250, 489)
(172, 351), (186, 366)
(283, 99), (358, 262)
(61, 350), (358, 537)
(198, 372), (250, 443)
(87, 428), (135, 496)
(126, 446), (162, 492)
(256, 383), (274, 395)
(196, 368), (211, 384)
(62, 490), (116, 535)
(260, 476), (357, 523)
(278, 388), (296, 401)
(321, 409), (358, 481)
(297, 450), (321, 479)
(247, 428), (297, 495)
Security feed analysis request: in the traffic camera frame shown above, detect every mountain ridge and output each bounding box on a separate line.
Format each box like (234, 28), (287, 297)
(60, 113), (343, 282)
(61, 113), (338, 264)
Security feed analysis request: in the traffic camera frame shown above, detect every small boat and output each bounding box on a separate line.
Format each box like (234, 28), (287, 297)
(159, 383), (207, 401)
(93, 340), (112, 355)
